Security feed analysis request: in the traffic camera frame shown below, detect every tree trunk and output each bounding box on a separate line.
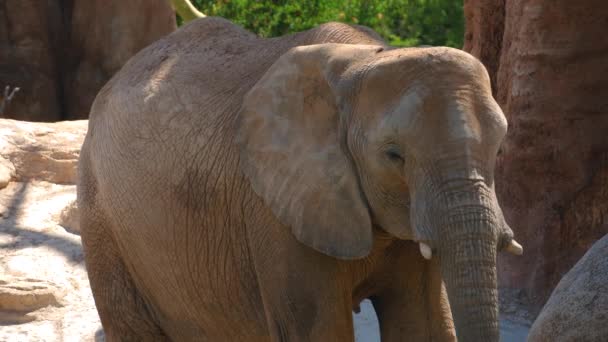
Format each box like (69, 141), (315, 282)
(462, 0), (505, 95)
(0, 0), (64, 121)
(464, 0), (608, 310)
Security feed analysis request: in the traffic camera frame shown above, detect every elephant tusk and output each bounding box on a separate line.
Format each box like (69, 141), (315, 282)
(505, 239), (523, 255)
(419, 243), (432, 260)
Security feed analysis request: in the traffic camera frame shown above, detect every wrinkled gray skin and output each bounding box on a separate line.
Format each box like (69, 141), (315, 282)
(79, 17), (518, 341)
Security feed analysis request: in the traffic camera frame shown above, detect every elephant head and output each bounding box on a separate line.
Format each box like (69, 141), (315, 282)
(238, 43), (522, 341)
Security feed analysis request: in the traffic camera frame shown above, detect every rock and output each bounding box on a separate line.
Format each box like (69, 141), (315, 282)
(0, 118), (98, 340)
(0, 0), (176, 121)
(58, 199), (80, 234)
(0, 277), (62, 324)
(528, 234), (608, 342)
(464, 0), (608, 309)
(0, 119), (88, 184)
(0, 156), (15, 189)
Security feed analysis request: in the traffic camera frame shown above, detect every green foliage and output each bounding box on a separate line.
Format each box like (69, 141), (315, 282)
(180, 0), (464, 48)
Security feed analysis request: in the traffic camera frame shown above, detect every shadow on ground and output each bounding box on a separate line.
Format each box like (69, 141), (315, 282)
(0, 182), (83, 263)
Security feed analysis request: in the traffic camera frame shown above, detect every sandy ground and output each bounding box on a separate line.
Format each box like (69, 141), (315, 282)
(0, 181), (101, 342)
(0, 181), (530, 341)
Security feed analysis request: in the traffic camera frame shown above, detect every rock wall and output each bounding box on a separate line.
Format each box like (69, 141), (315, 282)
(465, 0), (608, 308)
(0, 0), (176, 121)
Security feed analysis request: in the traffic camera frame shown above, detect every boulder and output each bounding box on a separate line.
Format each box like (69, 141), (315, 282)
(464, 0), (608, 309)
(0, 0), (176, 121)
(58, 199), (80, 234)
(0, 119), (88, 184)
(0, 156), (15, 189)
(528, 234), (608, 341)
(0, 118), (97, 340)
(0, 277), (62, 324)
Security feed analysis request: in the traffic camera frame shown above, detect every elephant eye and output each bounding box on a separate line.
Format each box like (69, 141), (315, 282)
(497, 146), (504, 156)
(385, 148), (405, 164)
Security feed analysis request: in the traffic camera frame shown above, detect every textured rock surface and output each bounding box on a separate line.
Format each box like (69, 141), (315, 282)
(0, 277), (62, 324)
(58, 200), (80, 234)
(0, 0), (175, 121)
(465, 0), (608, 308)
(0, 156), (15, 189)
(0, 118), (99, 340)
(528, 234), (608, 342)
(0, 120), (88, 184)
(0, 181), (100, 340)
(462, 0), (505, 94)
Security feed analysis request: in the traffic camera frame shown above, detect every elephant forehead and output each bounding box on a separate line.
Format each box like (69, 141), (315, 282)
(444, 97), (482, 142)
(379, 82), (429, 133)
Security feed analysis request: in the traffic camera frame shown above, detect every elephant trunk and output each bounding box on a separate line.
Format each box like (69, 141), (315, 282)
(440, 229), (499, 341)
(426, 177), (501, 341)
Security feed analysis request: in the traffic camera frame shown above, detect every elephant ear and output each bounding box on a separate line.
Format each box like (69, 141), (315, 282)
(238, 44), (381, 259)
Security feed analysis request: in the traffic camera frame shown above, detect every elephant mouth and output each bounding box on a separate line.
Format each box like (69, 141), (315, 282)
(371, 224), (399, 240)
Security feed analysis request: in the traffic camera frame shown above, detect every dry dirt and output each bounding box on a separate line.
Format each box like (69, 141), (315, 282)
(0, 181), (101, 342)
(0, 119), (101, 341)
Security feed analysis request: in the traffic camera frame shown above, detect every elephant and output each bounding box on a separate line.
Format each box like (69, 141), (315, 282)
(78, 16), (523, 342)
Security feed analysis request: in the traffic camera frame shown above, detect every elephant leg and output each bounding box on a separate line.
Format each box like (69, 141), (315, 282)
(248, 221), (355, 341)
(425, 258), (457, 341)
(371, 245), (456, 342)
(255, 257), (355, 341)
(260, 294), (354, 342)
(81, 213), (168, 341)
